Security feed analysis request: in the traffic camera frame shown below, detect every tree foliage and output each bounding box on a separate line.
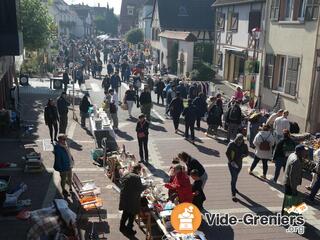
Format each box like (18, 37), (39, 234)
(125, 28), (144, 45)
(94, 10), (119, 36)
(21, 0), (56, 51)
(194, 42), (213, 64)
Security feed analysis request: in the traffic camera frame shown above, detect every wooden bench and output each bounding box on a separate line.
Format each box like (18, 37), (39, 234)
(71, 173), (102, 221)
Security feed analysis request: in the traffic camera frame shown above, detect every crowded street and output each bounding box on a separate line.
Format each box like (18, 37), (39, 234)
(2, 0), (320, 240)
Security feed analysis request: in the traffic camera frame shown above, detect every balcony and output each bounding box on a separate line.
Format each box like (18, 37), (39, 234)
(226, 31), (233, 45)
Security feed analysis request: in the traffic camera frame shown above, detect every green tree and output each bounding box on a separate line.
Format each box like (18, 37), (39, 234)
(94, 14), (119, 36)
(125, 28), (144, 45)
(21, 0), (56, 51)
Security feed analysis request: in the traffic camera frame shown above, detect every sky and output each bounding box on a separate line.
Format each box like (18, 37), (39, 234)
(64, 0), (122, 15)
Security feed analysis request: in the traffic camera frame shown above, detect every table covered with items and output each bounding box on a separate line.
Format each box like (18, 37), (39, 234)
(88, 106), (118, 150)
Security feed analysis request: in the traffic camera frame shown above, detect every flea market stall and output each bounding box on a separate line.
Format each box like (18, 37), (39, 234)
(97, 148), (207, 240)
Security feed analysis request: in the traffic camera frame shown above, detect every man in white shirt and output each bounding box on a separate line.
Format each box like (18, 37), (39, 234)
(266, 109), (283, 127)
(273, 110), (290, 143)
(109, 89), (119, 130)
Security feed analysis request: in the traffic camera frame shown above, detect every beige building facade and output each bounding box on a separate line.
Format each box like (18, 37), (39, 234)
(261, 0), (320, 132)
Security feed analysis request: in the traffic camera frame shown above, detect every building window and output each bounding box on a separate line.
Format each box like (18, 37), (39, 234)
(217, 12), (225, 31)
(305, 0), (320, 20)
(127, 6), (134, 15)
(270, 0), (280, 20)
(227, 12), (238, 32)
(248, 11), (261, 33)
(284, 0), (293, 20)
(268, 55), (300, 96)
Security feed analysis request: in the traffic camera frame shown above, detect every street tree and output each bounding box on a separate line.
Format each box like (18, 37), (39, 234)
(125, 28), (144, 45)
(94, 8), (119, 36)
(21, 0), (56, 51)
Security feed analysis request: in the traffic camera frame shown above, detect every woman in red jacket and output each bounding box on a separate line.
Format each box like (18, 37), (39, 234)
(164, 164), (193, 203)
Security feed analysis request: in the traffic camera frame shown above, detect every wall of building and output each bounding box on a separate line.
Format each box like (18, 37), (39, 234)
(159, 37), (168, 67)
(179, 41), (194, 74)
(261, 20), (318, 131)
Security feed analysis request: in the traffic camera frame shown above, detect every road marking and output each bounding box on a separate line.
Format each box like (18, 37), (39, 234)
(90, 83), (101, 92)
(67, 121), (77, 139)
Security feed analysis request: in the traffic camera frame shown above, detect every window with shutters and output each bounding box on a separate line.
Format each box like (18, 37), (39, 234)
(248, 11), (261, 33)
(270, 0), (280, 20)
(305, 0), (320, 20)
(264, 54), (275, 89)
(271, 55), (300, 96)
(227, 12), (238, 32)
(217, 12), (225, 31)
(217, 51), (223, 69)
(284, 57), (299, 96)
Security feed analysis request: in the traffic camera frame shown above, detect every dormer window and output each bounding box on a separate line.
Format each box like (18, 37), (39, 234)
(127, 6), (134, 15)
(178, 6), (188, 16)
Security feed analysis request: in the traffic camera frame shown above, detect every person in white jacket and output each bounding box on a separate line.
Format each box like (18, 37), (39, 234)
(249, 124), (275, 179)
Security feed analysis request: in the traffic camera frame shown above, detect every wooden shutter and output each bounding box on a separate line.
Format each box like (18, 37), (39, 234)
(248, 11), (261, 33)
(271, 0), (280, 20)
(285, 57), (299, 96)
(264, 54), (275, 89)
(231, 13), (239, 31)
(279, 0), (286, 20)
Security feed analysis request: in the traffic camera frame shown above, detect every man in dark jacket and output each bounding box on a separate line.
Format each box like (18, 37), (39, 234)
(107, 61), (114, 75)
(176, 81), (187, 99)
(44, 99), (59, 143)
(155, 78), (165, 105)
(139, 86), (153, 121)
(226, 100), (242, 142)
(57, 92), (70, 134)
(167, 92), (184, 133)
(192, 93), (208, 129)
(101, 74), (111, 92)
(136, 114), (150, 163)
(188, 83), (198, 100)
(54, 134), (74, 196)
(79, 93), (92, 128)
(182, 99), (197, 143)
(111, 72), (121, 93)
(226, 134), (249, 201)
(119, 164), (147, 236)
(62, 69), (70, 92)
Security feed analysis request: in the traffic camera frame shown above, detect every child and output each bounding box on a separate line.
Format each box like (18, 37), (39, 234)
(190, 169), (206, 211)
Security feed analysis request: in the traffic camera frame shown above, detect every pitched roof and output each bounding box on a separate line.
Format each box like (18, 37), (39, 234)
(155, 0), (214, 31)
(212, 0), (264, 7)
(159, 31), (197, 41)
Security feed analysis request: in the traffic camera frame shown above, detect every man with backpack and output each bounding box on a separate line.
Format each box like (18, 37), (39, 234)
(249, 124), (275, 179)
(206, 97), (222, 137)
(102, 74), (111, 92)
(182, 99), (197, 144)
(226, 100), (242, 142)
(155, 78), (165, 105)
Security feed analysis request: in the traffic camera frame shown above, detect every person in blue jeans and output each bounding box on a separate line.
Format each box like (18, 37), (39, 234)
(272, 129), (296, 183)
(226, 134), (249, 201)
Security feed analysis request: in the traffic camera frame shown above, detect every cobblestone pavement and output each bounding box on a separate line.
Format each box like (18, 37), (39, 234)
(0, 72), (320, 239)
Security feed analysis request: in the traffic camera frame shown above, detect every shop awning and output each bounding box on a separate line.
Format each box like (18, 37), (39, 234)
(158, 31), (197, 42)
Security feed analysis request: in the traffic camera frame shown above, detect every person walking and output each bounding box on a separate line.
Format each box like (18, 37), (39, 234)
(119, 164), (147, 236)
(272, 129), (296, 183)
(62, 69), (70, 92)
(282, 145), (307, 213)
(109, 89), (119, 130)
(44, 99), (59, 143)
(182, 99), (197, 144)
(249, 124), (275, 179)
(155, 78), (165, 105)
(111, 71), (121, 94)
(178, 151), (208, 189)
(102, 74), (111, 92)
(79, 93), (92, 128)
(191, 169), (206, 211)
(206, 97), (222, 137)
(176, 81), (187, 99)
(226, 134), (249, 201)
(192, 93), (208, 129)
(266, 109), (284, 128)
(53, 134), (74, 196)
(124, 84), (136, 118)
(274, 110), (290, 143)
(107, 61), (114, 76)
(136, 114), (149, 163)
(139, 85), (153, 122)
(167, 92), (184, 133)
(226, 100), (242, 142)
(57, 92), (70, 134)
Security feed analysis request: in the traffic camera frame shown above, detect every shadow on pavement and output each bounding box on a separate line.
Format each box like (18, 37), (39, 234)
(67, 138), (83, 151)
(194, 142), (220, 157)
(145, 163), (169, 182)
(149, 124), (167, 132)
(198, 220), (234, 240)
(115, 129), (134, 141)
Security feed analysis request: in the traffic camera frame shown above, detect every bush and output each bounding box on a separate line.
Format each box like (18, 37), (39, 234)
(125, 28), (144, 45)
(191, 62), (215, 81)
(194, 42), (213, 64)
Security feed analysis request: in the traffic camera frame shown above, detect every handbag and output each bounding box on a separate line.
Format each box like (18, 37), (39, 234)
(121, 103), (128, 110)
(137, 132), (146, 138)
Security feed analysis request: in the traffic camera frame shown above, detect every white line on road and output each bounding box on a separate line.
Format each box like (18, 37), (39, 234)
(67, 121), (77, 139)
